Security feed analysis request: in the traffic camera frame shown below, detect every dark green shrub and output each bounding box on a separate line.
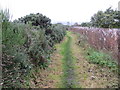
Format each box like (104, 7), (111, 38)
(2, 22), (32, 87)
(48, 24), (66, 43)
(16, 13), (51, 29)
(26, 28), (51, 67)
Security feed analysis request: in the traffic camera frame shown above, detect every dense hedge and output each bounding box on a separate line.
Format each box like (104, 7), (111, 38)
(2, 10), (66, 88)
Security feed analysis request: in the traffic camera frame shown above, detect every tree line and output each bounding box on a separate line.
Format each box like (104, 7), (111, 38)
(80, 7), (120, 28)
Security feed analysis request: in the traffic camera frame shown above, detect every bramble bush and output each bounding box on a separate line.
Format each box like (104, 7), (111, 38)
(1, 10), (66, 88)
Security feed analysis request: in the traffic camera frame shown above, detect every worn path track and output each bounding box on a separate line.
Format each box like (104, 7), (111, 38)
(30, 31), (118, 88)
(60, 31), (77, 88)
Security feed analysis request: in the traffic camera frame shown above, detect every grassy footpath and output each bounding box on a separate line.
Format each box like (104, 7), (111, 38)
(61, 32), (75, 88)
(29, 31), (119, 88)
(60, 31), (77, 88)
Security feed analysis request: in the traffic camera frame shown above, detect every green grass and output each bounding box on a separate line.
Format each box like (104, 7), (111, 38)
(59, 31), (77, 88)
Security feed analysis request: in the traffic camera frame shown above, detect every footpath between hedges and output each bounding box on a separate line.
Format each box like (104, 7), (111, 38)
(30, 31), (118, 88)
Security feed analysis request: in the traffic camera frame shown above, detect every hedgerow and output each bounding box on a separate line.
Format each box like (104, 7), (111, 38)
(1, 10), (66, 88)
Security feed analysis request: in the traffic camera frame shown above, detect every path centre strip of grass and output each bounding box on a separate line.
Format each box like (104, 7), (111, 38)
(59, 31), (79, 88)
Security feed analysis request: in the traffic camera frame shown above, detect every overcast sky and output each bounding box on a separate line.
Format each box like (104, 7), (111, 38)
(0, 0), (119, 24)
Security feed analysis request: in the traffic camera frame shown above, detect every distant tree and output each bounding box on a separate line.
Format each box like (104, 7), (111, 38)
(81, 22), (91, 27)
(56, 23), (63, 25)
(90, 7), (120, 28)
(74, 22), (79, 26)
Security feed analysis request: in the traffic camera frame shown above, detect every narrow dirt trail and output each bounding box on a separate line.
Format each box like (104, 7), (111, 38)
(30, 31), (118, 88)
